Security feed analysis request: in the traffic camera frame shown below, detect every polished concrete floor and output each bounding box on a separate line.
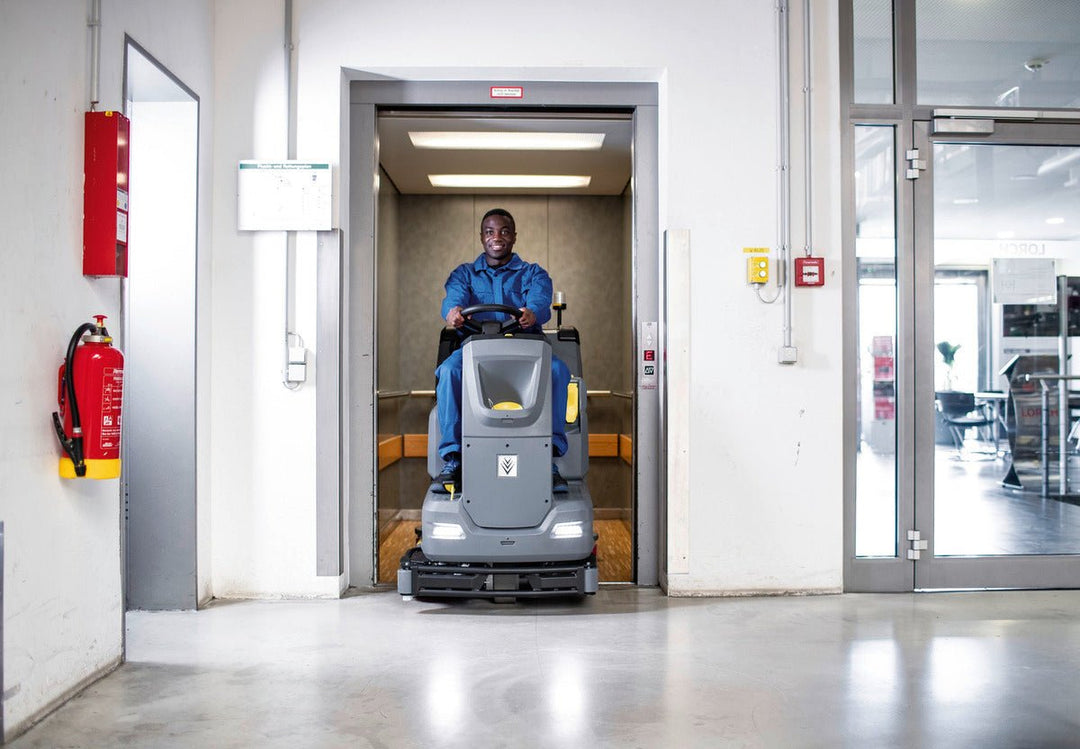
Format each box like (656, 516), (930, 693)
(11, 588), (1080, 748)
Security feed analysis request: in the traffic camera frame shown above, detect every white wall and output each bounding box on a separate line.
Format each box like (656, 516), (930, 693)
(209, 0), (341, 598)
(210, 0), (844, 596)
(0, 0), (213, 738)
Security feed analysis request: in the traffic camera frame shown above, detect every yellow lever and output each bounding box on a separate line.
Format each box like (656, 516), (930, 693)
(565, 382), (579, 424)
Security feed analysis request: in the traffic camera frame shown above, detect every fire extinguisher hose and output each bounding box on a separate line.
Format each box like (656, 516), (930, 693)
(52, 322), (100, 478)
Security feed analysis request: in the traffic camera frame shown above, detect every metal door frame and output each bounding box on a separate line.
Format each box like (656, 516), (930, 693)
(121, 36), (201, 610)
(336, 79), (661, 587)
(841, 0), (1080, 591)
(912, 118), (1080, 589)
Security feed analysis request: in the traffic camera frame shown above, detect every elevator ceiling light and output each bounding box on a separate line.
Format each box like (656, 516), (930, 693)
(952, 198), (979, 205)
(410, 131), (604, 151)
(997, 230), (1016, 239)
(428, 174), (592, 189)
(1046, 217), (1066, 224)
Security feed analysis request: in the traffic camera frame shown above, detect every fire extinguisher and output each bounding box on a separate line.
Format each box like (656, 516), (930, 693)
(52, 315), (124, 479)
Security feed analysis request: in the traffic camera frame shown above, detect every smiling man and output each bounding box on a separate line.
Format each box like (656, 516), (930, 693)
(434, 208), (571, 494)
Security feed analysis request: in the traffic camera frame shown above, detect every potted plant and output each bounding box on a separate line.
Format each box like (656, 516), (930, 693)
(937, 341), (961, 391)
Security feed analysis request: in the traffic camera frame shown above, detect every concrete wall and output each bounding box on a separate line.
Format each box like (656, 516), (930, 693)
(211, 0), (843, 596)
(0, 0), (214, 738)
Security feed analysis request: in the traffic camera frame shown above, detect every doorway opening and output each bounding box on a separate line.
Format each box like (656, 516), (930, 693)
(122, 38), (201, 610)
(372, 110), (635, 584)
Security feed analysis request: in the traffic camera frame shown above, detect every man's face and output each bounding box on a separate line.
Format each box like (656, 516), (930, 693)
(480, 214), (516, 266)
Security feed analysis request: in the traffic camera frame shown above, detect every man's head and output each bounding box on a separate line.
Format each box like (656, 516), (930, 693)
(480, 208), (516, 267)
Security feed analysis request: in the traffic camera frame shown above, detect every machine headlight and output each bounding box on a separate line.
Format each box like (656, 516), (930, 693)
(551, 521), (584, 539)
(431, 522), (466, 540)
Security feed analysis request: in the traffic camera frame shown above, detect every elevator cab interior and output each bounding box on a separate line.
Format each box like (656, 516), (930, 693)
(373, 110), (635, 584)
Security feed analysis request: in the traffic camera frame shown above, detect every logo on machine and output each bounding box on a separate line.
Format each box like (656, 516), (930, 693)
(497, 455), (518, 478)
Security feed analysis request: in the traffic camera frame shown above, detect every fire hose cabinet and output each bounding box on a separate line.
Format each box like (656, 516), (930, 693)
(83, 111), (129, 277)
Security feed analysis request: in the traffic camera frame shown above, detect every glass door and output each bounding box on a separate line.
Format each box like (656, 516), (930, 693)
(914, 119), (1080, 588)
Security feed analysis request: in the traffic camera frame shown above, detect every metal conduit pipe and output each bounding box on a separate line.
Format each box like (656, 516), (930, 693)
(803, 0), (813, 260)
(776, 0), (796, 363)
(88, 0), (102, 109)
(282, 0), (300, 389)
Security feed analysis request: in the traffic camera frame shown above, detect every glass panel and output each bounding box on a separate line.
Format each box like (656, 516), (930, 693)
(855, 125), (898, 557)
(917, 0), (1080, 108)
(853, 0), (894, 104)
(932, 141), (1080, 556)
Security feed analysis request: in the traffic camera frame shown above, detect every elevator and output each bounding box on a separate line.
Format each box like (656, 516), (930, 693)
(344, 80), (661, 588)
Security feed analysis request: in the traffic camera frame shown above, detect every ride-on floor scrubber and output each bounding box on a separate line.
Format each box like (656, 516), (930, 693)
(398, 303), (598, 599)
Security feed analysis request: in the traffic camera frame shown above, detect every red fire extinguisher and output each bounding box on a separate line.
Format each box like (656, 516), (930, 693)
(52, 315), (124, 479)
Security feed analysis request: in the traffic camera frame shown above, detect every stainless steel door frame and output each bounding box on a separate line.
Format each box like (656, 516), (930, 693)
(843, 119), (918, 592)
(913, 119), (1080, 589)
(343, 79), (661, 587)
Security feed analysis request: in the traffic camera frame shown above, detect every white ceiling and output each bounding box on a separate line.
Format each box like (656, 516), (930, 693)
(377, 113), (632, 195)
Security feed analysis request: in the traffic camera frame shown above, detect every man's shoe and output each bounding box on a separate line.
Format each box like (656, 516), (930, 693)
(431, 455), (461, 494)
(552, 464), (569, 494)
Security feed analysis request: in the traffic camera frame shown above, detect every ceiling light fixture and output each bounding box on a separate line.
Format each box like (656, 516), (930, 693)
(410, 131), (605, 151)
(996, 230), (1016, 239)
(1046, 217), (1066, 225)
(428, 174), (592, 189)
(952, 198), (979, 205)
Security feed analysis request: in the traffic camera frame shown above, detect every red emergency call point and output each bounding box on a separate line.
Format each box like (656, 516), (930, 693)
(794, 256), (825, 287)
(83, 111), (130, 277)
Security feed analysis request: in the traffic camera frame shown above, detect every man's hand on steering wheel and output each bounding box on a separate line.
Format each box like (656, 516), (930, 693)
(446, 305), (466, 329)
(517, 307), (537, 329)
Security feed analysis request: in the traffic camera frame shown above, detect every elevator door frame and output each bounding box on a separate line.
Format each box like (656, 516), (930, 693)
(346, 79), (661, 587)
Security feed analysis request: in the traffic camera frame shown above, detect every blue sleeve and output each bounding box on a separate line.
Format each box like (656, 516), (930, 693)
(441, 264), (474, 320)
(524, 265), (553, 327)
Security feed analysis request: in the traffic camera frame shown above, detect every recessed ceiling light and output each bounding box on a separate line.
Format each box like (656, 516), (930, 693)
(996, 230), (1016, 239)
(1046, 217), (1066, 224)
(428, 174), (592, 189)
(952, 197), (979, 205)
(410, 132), (605, 151)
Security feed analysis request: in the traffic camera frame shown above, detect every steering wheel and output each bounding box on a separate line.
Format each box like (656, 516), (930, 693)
(459, 304), (523, 335)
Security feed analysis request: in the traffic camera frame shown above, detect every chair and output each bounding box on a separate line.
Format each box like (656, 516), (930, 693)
(935, 391), (996, 457)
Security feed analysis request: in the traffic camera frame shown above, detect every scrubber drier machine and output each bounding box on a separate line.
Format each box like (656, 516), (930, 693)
(398, 303), (598, 599)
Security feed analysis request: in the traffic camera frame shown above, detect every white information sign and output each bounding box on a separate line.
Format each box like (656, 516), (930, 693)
(237, 161), (332, 231)
(991, 258), (1058, 304)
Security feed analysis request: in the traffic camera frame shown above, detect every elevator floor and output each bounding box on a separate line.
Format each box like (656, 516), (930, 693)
(378, 518), (632, 584)
(12, 589), (1080, 747)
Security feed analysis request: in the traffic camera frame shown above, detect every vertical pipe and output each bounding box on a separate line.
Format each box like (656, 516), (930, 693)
(802, 0), (813, 258)
(778, 0), (793, 350)
(1059, 275), (1069, 494)
(283, 0), (298, 388)
(88, 0), (102, 109)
